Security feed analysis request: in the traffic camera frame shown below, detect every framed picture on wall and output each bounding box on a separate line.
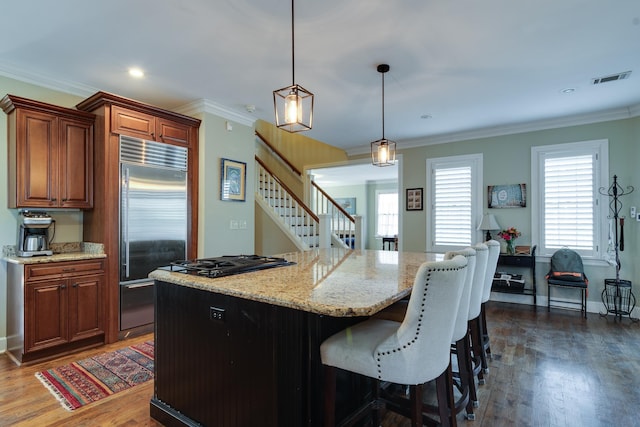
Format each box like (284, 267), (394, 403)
(406, 188), (423, 211)
(488, 183), (526, 208)
(334, 197), (356, 215)
(220, 158), (246, 201)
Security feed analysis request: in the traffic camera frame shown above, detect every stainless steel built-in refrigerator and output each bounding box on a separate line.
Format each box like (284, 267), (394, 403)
(119, 135), (188, 331)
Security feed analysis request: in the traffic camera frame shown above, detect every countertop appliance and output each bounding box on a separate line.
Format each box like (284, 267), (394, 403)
(164, 255), (295, 277)
(17, 210), (54, 257)
(119, 135), (188, 332)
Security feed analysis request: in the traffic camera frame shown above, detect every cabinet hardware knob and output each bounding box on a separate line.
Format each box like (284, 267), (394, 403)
(73, 283), (78, 288)
(60, 284), (66, 289)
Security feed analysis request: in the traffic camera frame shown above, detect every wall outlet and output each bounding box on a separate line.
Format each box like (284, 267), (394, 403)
(631, 206), (637, 218)
(210, 306), (225, 322)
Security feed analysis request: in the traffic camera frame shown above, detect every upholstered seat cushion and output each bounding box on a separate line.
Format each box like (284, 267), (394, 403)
(320, 318), (399, 380)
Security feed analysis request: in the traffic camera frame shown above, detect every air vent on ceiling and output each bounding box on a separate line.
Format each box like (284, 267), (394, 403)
(592, 71), (632, 85)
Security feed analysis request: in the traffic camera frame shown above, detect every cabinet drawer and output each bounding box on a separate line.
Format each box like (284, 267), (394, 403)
(26, 260), (105, 281)
(498, 255), (533, 267)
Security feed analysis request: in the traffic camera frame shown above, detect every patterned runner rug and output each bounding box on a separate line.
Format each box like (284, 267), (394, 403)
(35, 340), (154, 411)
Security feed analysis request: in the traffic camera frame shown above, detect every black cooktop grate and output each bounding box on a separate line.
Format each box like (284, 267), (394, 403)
(166, 255), (294, 278)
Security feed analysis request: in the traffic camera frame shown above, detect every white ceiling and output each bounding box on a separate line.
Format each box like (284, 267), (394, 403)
(2, 0), (640, 156)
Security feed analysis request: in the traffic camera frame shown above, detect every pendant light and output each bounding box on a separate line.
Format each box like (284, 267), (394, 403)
(371, 64), (396, 167)
(273, 0), (314, 133)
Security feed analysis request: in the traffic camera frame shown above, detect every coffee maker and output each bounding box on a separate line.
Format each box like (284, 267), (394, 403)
(17, 211), (54, 257)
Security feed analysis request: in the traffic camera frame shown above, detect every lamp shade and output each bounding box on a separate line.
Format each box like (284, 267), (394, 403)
(478, 214), (500, 241)
(478, 214), (500, 231)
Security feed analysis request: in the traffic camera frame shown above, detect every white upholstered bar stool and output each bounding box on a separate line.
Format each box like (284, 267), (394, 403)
(443, 248), (477, 420)
(480, 240), (501, 371)
(467, 243), (488, 388)
(374, 248), (478, 421)
(321, 256), (468, 427)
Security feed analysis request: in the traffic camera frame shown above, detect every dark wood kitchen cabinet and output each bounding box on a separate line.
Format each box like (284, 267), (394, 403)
(7, 259), (105, 364)
(111, 105), (192, 145)
(76, 91), (200, 343)
(1, 94), (95, 209)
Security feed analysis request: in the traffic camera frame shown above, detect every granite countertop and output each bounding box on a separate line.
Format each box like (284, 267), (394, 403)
(2, 242), (106, 264)
(149, 248), (443, 317)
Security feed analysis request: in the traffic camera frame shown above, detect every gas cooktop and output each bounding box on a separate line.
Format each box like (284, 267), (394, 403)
(164, 255), (295, 278)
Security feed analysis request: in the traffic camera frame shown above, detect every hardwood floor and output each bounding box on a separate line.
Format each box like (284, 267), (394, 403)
(1, 302), (638, 426)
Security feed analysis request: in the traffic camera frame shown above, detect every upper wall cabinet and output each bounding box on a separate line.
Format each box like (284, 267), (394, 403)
(111, 105), (191, 145)
(1, 95), (95, 209)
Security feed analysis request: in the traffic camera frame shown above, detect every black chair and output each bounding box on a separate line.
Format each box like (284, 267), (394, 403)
(546, 248), (588, 318)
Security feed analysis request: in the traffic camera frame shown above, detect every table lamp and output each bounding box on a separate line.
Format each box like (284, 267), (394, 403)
(478, 214), (500, 241)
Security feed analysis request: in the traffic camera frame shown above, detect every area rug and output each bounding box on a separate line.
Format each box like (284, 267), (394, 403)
(35, 340), (154, 411)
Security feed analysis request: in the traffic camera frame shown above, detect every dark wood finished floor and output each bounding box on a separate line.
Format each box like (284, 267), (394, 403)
(1, 302), (638, 426)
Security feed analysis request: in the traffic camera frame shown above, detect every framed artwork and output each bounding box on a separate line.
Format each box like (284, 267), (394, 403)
(220, 158), (246, 201)
(334, 197), (356, 215)
(488, 183), (526, 208)
(406, 188), (423, 211)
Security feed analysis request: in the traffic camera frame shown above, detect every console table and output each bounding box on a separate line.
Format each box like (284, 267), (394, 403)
(382, 236), (398, 251)
(492, 245), (537, 306)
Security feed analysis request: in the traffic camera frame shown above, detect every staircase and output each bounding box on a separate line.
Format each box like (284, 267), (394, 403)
(255, 157), (321, 251)
(255, 156), (359, 251)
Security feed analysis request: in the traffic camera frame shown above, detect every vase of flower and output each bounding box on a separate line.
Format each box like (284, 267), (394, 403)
(498, 227), (521, 255)
(505, 239), (515, 255)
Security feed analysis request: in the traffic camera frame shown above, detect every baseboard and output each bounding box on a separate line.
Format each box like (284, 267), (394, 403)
(0, 336), (7, 353)
(490, 292), (639, 318)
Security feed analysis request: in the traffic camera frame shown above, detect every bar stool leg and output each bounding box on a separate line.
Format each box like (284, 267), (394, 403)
(323, 365), (336, 427)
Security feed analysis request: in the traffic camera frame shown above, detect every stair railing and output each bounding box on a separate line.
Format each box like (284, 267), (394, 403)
(310, 180), (356, 247)
(256, 156), (319, 249)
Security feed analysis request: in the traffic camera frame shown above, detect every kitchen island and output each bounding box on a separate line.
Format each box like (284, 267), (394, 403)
(149, 248), (441, 427)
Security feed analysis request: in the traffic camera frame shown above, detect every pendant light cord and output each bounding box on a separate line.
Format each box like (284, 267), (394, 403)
(381, 71), (385, 139)
(291, 0), (295, 86)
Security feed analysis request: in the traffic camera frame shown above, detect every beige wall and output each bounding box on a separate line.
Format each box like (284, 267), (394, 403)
(198, 112), (255, 258)
(392, 117), (640, 308)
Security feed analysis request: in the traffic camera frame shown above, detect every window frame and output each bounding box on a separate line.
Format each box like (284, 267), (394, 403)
(426, 153), (483, 253)
(531, 139), (609, 260)
(374, 189), (399, 238)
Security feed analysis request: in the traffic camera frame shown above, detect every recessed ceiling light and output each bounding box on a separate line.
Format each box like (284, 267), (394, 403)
(128, 68), (145, 78)
(420, 114), (432, 119)
(561, 88), (576, 94)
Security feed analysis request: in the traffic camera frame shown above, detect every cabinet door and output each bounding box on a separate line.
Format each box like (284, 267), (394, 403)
(25, 280), (68, 352)
(15, 109), (58, 207)
(68, 274), (104, 341)
(111, 105), (156, 139)
(59, 117), (94, 208)
(157, 118), (191, 145)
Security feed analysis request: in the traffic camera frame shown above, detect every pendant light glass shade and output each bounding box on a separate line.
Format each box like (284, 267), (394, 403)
(371, 138), (396, 166)
(371, 64), (396, 167)
(274, 84), (313, 132)
(273, 0), (314, 133)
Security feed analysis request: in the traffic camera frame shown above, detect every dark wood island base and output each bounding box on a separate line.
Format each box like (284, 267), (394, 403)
(150, 280), (368, 426)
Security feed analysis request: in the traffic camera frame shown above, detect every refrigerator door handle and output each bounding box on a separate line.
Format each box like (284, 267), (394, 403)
(123, 167), (131, 279)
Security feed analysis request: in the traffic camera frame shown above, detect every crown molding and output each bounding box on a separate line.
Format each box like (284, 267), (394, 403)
(174, 99), (255, 127)
(346, 104), (640, 156)
(0, 64), (97, 98)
